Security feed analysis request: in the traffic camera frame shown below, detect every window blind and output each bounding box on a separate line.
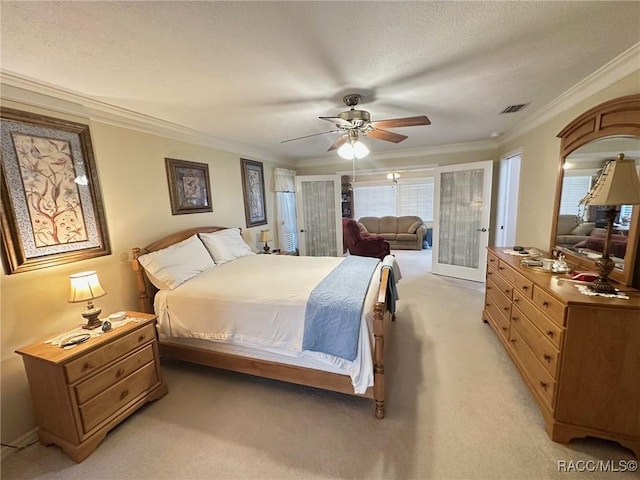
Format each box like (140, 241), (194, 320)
(353, 179), (434, 221)
(559, 175), (592, 215)
(276, 192), (298, 253)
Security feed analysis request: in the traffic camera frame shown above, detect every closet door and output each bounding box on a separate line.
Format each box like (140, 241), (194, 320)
(295, 175), (342, 256)
(432, 161), (493, 282)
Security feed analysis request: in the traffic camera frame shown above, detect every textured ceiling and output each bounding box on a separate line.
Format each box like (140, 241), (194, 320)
(1, 1), (639, 163)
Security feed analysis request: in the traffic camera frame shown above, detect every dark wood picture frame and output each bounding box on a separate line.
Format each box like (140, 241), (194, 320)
(0, 108), (111, 274)
(240, 158), (267, 227)
(165, 158), (213, 215)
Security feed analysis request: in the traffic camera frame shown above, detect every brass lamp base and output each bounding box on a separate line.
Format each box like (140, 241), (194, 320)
(81, 306), (103, 330)
(588, 277), (617, 294)
(590, 251), (616, 294)
(263, 243), (271, 254)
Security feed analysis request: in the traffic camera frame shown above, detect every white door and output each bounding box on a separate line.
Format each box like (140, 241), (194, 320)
(432, 160), (493, 282)
(295, 175), (342, 256)
(495, 152), (521, 247)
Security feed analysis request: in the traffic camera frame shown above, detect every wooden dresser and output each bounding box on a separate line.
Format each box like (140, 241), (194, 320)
(482, 248), (640, 457)
(16, 312), (168, 462)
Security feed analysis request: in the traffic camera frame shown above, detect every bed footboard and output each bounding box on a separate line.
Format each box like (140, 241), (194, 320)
(373, 265), (394, 419)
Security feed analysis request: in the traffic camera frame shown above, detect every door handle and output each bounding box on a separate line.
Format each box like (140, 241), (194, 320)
(300, 229), (305, 233)
(476, 228), (487, 232)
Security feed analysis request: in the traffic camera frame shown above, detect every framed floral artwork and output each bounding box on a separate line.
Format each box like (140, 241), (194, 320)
(240, 158), (267, 228)
(165, 158), (213, 215)
(0, 108), (111, 274)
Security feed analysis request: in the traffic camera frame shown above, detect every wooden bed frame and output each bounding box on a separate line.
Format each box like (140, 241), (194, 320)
(131, 226), (395, 418)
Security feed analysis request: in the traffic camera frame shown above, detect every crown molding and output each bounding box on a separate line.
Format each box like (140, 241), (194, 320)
(0, 71), (282, 163)
(293, 139), (498, 168)
(501, 42), (640, 145)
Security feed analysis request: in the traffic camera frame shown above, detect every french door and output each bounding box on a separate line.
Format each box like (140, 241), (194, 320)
(432, 161), (493, 282)
(295, 175), (342, 256)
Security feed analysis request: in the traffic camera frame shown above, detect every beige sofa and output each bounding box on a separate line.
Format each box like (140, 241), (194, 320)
(555, 214), (595, 247)
(358, 215), (427, 250)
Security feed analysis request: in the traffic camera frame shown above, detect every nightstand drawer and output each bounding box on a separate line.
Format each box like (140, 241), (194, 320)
(65, 324), (155, 383)
(74, 345), (155, 404)
(79, 361), (158, 433)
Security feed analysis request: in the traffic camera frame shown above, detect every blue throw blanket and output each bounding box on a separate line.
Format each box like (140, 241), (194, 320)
(303, 256), (380, 361)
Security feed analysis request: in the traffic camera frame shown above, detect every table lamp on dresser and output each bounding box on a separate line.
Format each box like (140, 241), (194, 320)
(68, 270), (106, 329)
(580, 153), (640, 293)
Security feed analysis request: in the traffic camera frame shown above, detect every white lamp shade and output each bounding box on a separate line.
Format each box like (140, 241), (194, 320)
(337, 140), (369, 160)
(581, 154), (640, 206)
(259, 229), (272, 242)
(68, 271), (106, 303)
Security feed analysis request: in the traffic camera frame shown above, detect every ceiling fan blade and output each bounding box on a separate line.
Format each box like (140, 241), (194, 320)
(319, 116), (353, 128)
(369, 116), (431, 129)
(281, 130), (341, 143)
(366, 129), (408, 143)
(327, 134), (349, 151)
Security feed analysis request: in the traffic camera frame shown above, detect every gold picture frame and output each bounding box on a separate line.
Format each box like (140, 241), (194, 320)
(165, 158), (213, 215)
(0, 108), (111, 274)
(240, 158), (267, 227)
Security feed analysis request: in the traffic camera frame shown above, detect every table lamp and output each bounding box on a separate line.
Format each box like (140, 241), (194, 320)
(580, 153), (640, 293)
(68, 271), (106, 329)
(259, 229), (272, 254)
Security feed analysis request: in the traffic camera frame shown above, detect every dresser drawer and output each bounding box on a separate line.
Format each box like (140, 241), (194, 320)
(74, 345), (155, 404)
(531, 287), (566, 326)
(485, 288), (510, 341)
(509, 328), (556, 410)
(488, 269), (513, 300)
(79, 361), (159, 434)
(65, 324), (156, 383)
(511, 293), (563, 349)
(487, 251), (500, 269)
(497, 262), (533, 299)
(487, 281), (512, 323)
(511, 306), (560, 378)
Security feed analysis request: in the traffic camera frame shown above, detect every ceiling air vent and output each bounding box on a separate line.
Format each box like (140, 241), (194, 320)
(500, 103), (529, 114)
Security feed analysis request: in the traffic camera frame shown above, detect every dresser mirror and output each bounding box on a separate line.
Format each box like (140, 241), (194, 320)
(552, 94), (640, 286)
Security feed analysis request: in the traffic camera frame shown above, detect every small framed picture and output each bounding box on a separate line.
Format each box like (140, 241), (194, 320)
(240, 158), (267, 227)
(165, 158), (213, 215)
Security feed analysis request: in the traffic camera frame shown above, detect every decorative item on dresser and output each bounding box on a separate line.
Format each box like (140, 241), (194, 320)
(482, 248), (640, 457)
(578, 153), (640, 293)
(15, 313), (168, 462)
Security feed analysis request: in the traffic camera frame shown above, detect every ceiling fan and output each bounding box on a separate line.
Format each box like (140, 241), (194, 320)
(281, 93), (431, 154)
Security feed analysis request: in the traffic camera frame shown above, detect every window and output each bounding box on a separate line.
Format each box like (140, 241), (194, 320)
(276, 192), (298, 253)
(559, 175), (592, 215)
(354, 178), (434, 220)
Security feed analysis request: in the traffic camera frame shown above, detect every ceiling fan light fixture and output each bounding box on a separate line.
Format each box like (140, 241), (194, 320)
(337, 139), (369, 160)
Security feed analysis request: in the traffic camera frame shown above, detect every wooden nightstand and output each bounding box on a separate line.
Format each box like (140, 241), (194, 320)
(16, 312), (168, 462)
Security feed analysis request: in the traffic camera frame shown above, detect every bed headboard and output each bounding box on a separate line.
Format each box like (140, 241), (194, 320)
(131, 226), (228, 313)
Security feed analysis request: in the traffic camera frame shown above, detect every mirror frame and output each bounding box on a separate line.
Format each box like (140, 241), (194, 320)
(551, 94), (640, 286)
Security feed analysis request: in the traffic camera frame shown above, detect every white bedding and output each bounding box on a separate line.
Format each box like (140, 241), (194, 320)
(154, 254), (383, 394)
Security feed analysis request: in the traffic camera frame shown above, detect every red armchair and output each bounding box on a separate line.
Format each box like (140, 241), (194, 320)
(342, 218), (391, 260)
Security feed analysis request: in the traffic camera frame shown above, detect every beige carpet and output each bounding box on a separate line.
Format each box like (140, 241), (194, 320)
(2, 250), (636, 480)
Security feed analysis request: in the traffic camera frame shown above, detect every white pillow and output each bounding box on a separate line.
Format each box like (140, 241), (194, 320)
(199, 228), (255, 264)
(137, 235), (215, 290)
